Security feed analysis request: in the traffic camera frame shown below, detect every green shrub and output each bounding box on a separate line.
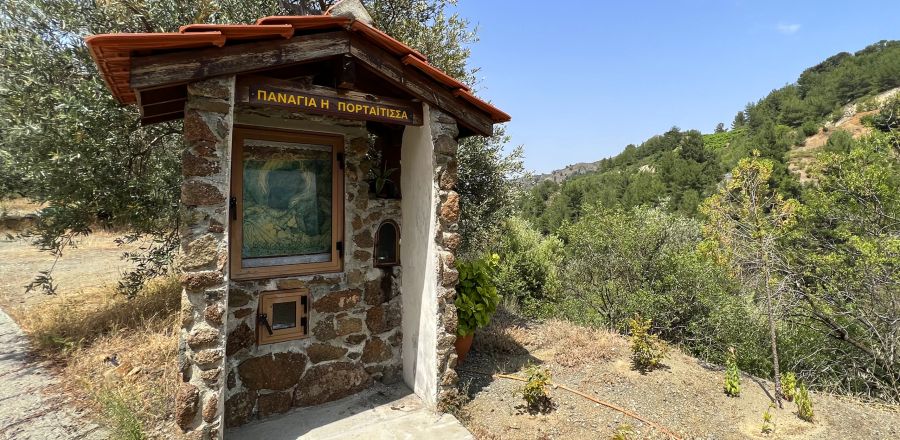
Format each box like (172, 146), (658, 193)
(520, 364), (553, 413)
(870, 95), (900, 132)
(628, 315), (669, 373)
(796, 383), (814, 422)
(724, 348), (741, 397)
(780, 372), (797, 402)
(455, 253), (501, 336)
(800, 121), (820, 137)
(494, 217), (563, 317)
(761, 403), (775, 435)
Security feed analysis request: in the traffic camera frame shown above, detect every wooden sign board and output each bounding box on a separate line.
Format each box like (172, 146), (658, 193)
(239, 77), (422, 126)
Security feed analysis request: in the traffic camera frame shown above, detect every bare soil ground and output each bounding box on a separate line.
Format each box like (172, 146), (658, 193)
(456, 311), (900, 440)
(0, 231), (133, 311)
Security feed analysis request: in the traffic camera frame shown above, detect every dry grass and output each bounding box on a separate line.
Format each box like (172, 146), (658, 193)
(17, 277), (182, 439)
(0, 197), (42, 215)
(535, 320), (617, 369)
(474, 308), (617, 370)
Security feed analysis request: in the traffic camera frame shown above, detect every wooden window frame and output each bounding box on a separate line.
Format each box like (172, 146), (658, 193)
(230, 126), (344, 280)
(373, 220), (400, 268)
(258, 289), (309, 345)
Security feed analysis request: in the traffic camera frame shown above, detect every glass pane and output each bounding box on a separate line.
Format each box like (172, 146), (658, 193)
(242, 138), (332, 267)
(271, 301), (297, 330)
(375, 223), (397, 264)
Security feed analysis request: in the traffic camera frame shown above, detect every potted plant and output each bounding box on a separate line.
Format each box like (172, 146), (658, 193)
(454, 253), (500, 364)
(368, 163), (399, 198)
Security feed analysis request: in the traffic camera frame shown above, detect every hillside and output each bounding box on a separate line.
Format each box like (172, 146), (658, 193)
(788, 87), (900, 181)
(456, 312), (900, 439)
(521, 40), (900, 233)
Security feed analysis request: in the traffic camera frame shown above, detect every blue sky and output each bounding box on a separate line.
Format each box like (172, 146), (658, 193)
(457, 0), (900, 173)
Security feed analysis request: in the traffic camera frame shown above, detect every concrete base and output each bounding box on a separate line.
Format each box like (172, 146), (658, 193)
(225, 383), (472, 440)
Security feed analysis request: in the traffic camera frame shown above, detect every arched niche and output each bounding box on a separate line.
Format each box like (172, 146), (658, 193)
(374, 220), (400, 267)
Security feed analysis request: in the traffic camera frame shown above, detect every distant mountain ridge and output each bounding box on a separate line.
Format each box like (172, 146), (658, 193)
(533, 161), (601, 184)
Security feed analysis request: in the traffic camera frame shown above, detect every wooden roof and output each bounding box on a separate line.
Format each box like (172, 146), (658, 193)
(85, 15), (509, 135)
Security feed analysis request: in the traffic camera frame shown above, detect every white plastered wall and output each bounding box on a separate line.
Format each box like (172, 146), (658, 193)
(400, 104), (440, 407)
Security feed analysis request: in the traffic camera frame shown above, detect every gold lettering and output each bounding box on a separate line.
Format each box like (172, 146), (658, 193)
(401, 111), (408, 120)
(338, 102), (346, 112)
(256, 89), (266, 101)
(355, 104), (363, 113)
(308, 98), (317, 108)
(369, 106), (377, 116)
(267, 92), (277, 102)
(321, 99), (330, 109)
(287, 94), (297, 105)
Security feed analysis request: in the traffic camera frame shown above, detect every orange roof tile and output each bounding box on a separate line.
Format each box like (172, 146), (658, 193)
(85, 15), (509, 124)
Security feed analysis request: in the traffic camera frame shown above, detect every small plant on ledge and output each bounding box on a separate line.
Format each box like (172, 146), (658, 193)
(368, 163), (399, 199)
(454, 253), (500, 364)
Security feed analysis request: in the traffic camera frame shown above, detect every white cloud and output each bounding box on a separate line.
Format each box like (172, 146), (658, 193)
(776, 23), (801, 35)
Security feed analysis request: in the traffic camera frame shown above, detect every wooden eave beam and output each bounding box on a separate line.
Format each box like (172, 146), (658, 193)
(130, 31), (351, 92)
(348, 35), (493, 136)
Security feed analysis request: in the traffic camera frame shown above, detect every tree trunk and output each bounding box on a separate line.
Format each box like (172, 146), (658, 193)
(764, 266), (783, 408)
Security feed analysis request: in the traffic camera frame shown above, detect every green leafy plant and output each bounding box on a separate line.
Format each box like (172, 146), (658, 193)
(370, 163), (398, 195)
(761, 403), (775, 435)
(780, 372), (797, 402)
(628, 315), (669, 373)
(611, 423), (634, 440)
(724, 348), (741, 397)
(520, 364), (553, 413)
(796, 383), (814, 422)
(455, 253), (500, 336)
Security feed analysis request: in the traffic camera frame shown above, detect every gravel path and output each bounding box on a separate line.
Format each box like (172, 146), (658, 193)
(0, 309), (107, 440)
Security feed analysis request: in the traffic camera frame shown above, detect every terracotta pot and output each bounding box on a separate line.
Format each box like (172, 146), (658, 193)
(454, 333), (474, 365)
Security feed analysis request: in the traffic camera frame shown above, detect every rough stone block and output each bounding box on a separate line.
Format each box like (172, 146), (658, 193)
(257, 391), (292, 419)
(182, 271), (224, 291)
(193, 349), (224, 368)
(204, 304), (225, 327)
(434, 135), (458, 155)
(183, 150), (221, 177)
(238, 352), (307, 390)
(224, 391), (256, 428)
(361, 337), (393, 364)
(233, 308), (253, 319)
(307, 343), (348, 364)
(439, 191), (460, 224)
(182, 181), (226, 206)
(353, 230), (374, 248)
(184, 111), (218, 144)
(228, 288), (252, 308)
(226, 322), (254, 356)
(183, 234), (220, 271)
(335, 316), (363, 336)
(312, 289), (361, 313)
(442, 232), (461, 252)
(187, 328), (220, 349)
(294, 362), (371, 407)
(175, 383), (200, 431)
(202, 393), (219, 423)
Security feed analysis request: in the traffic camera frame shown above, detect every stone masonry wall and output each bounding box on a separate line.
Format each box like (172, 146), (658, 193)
(430, 109), (462, 405)
(221, 107), (404, 428)
(176, 76), (236, 439)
